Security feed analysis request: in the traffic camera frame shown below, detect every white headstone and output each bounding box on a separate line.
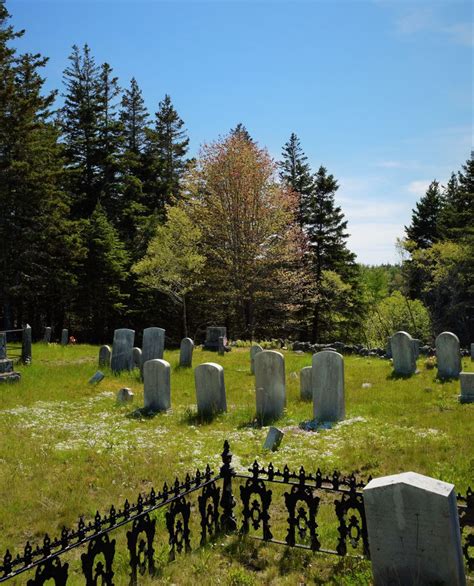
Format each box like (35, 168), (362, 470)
(263, 427), (284, 451)
(143, 359), (171, 412)
(98, 345), (111, 368)
(142, 327), (165, 369)
(179, 337), (194, 367)
(300, 366), (312, 401)
(391, 331), (416, 376)
(312, 351), (345, 422)
(111, 328), (135, 373)
(436, 331), (461, 379)
(60, 328), (68, 346)
(459, 372), (474, 404)
(132, 347), (142, 368)
(255, 350), (286, 421)
(250, 344), (263, 374)
(364, 471), (466, 586)
(194, 362), (227, 416)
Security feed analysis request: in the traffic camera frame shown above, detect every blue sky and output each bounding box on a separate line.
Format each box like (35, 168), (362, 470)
(10, 0), (473, 264)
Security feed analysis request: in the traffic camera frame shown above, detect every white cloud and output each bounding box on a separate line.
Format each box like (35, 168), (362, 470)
(347, 222), (404, 265)
(406, 180), (431, 196)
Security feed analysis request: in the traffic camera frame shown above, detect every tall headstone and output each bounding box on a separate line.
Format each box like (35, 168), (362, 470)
(364, 472), (466, 586)
(218, 336), (225, 356)
(60, 328), (68, 346)
(203, 327), (227, 351)
(0, 332), (6, 359)
(412, 338), (421, 359)
(300, 366), (312, 401)
(110, 328), (135, 373)
(459, 372), (474, 404)
(312, 351), (345, 422)
(21, 324), (32, 364)
(143, 359), (171, 412)
(391, 331), (416, 376)
(179, 338), (194, 367)
(194, 362), (227, 416)
(471, 342), (474, 360)
(142, 327), (165, 368)
(43, 327), (52, 343)
(98, 345), (111, 368)
(436, 331), (461, 379)
(250, 344), (263, 374)
(132, 347), (142, 368)
(255, 350), (286, 421)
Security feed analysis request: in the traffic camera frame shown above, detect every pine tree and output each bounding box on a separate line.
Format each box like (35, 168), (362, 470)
(279, 133), (313, 225)
(120, 77), (148, 157)
(439, 157), (474, 241)
(405, 180), (444, 248)
(230, 122), (253, 142)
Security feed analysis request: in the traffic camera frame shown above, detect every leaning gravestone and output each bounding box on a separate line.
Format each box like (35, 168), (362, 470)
(132, 347), (142, 368)
(436, 331), (461, 379)
(179, 337), (194, 367)
(203, 327), (227, 351)
(143, 359), (171, 412)
(255, 350), (286, 421)
(194, 362), (227, 416)
(364, 471), (465, 586)
(391, 331), (416, 376)
(300, 366), (312, 401)
(459, 372), (474, 404)
(312, 351), (344, 422)
(263, 427), (284, 451)
(250, 344), (263, 374)
(142, 327), (165, 369)
(88, 371), (105, 384)
(43, 326), (52, 343)
(98, 345), (111, 368)
(111, 328), (135, 373)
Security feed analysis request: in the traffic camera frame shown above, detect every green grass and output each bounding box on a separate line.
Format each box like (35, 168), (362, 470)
(0, 343), (472, 584)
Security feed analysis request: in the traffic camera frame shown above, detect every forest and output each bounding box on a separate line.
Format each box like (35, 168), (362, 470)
(0, 5), (472, 346)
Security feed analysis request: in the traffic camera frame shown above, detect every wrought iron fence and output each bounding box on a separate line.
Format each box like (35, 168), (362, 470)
(0, 441), (472, 584)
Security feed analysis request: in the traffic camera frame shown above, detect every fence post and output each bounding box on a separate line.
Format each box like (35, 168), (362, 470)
(21, 324), (32, 364)
(220, 440), (237, 532)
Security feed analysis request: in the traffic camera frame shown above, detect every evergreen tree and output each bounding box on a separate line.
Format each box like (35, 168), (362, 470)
(120, 77), (148, 157)
(405, 180), (444, 249)
(230, 122), (253, 142)
(279, 133), (313, 225)
(439, 157), (474, 241)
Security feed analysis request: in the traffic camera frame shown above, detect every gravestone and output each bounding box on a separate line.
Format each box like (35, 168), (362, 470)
(60, 328), (68, 346)
(255, 350), (286, 421)
(386, 337), (392, 359)
(117, 387), (134, 403)
(436, 331), (461, 379)
(143, 359), (171, 412)
(0, 332), (20, 383)
(98, 345), (111, 368)
(300, 366), (312, 401)
(88, 371), (105, 384)
(179, 337), (194, 367)
(43, 326), (52, 343)
(21, 324), (32, 364)
(391, 331), (416, 376)
(312, 351), (345, 422)
(412, 338), (421, 359)
(194, 362), (227, 416)
(471, 343), (474, 360)
(203, 327), (227, 351)
(263, 427), (284, 451)
(250, 344), (263, 374)
(459, 372), (474, 404)
(218, 336), (225, 356)
(142, 327), (165, 370)
(0, 333), (6, 360)
(111, 328), (135, 373)
(364, 471), (465, 586)
(132, 347), (142, 368)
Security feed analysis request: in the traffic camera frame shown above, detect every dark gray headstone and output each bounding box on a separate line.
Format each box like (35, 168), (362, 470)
(0, 333), (6, 360)
(111, 328), (135, 373)
(203, 327), (227, 351)
(88, 371), (105, 384)
(21, 325), (32, 364)
(60, 328), (68, 346)
(459, 372), (474, 404)
(43, 327), (52, 343)
(142, 327), (165, 368)
(263, 427), (284, 451)
(218, 336), (225, 356)
(98, 345), (111, 368)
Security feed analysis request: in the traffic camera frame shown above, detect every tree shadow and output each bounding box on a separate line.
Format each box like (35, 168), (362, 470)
(237, 413), (283, 429)
(386, 371), (417, 381)
(179, 407), (223, 425)
(125, 407), (165, 419)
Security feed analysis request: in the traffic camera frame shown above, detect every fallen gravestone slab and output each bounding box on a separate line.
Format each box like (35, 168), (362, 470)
(263, 427), (284, 451)
(88, 371), (105, 384)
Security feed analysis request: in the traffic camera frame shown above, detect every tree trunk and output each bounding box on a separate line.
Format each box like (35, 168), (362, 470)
(182, 295), (188, 338)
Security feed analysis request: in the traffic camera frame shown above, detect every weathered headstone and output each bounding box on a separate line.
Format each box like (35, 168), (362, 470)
(203, 327), (227, 351)
(179, 337), (194, 367)
(132, 347), (142, 368)
(60, 328), (68, 346)
(21, 324), (32, 364)
(250, 344), (263, 374)
(143, 359), (171, 412)
(471, 342), (474, 360)
(0, 332), (20, 383)
(459, 372), (474, 404)
(391, 331), (416, 376)
(364, 471), (466, 586)
(117, 387), (134, 403)
(98, 345), (111, 368)
(43, 326), (52, 343)
(88, 371), (105, 384)
(0, 332), (6, 359)
(300, 366), (312, 401)
(263, 427), (284, 451)
(110, 328), (135, 373)
(412, 338), (421, 359)
(218, 336), (225, 356)
(312, 351), (344, 422)
(142, 327), (165, 370)
(255, 350), (286, 421)
(194, 362), (227, 416)
(436, 331), (461, 379)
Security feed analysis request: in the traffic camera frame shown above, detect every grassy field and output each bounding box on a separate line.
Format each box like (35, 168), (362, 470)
(0, 343), (472, 584)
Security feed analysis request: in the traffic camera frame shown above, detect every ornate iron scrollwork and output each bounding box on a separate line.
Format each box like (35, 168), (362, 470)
(198, 481), (221, 545)
(81, 533), (116, 586)
(166, 497), (191, 561)
(240, 478), (273, 540)
(335, 489), (369, 557)
(127, 513), (156, 585)
(26, 558), (69, 585)
(284, 485), (320, 550)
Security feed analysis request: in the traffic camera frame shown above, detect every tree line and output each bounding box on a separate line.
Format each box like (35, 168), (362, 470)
(0, 5), (472, 345)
